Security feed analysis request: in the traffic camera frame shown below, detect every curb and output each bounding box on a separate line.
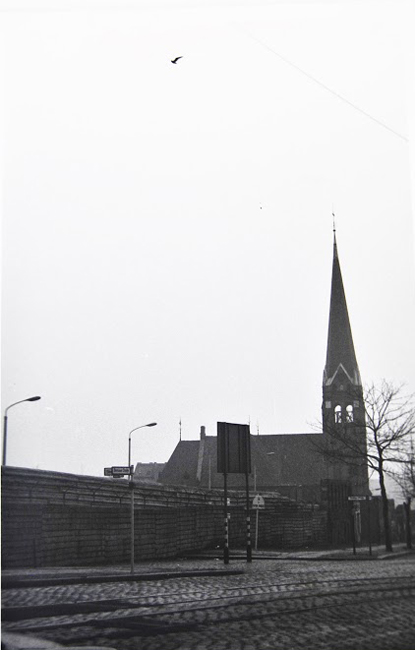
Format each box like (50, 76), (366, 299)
(1, 568), (244, 589)
(1, 631), (116, 650)
(184, 549), (415, 562)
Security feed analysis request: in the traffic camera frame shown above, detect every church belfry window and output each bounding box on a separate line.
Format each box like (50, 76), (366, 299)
(346, 404), (354, 422)
(334, 405), (342, 423)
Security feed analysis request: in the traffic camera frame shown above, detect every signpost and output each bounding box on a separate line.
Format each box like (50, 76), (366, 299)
(217, 422), (252, 564)
(348, 496), (372, 555)
(252, 494), (265, 551)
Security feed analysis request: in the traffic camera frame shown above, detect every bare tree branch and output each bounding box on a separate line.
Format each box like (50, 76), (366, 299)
(313, 380), (415, 552)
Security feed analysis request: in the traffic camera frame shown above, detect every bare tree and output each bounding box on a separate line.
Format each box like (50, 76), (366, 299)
(389, 441), (415, 550)
(315, 380), (415, 552)
(389, 436), (415, 499)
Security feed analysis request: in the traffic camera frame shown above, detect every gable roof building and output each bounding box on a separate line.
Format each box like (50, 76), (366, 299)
(159, 425), (325, 502)
(159, 232), (369, 501)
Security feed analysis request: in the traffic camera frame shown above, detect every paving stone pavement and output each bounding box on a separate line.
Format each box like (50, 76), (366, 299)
(2, 549), (415, 650)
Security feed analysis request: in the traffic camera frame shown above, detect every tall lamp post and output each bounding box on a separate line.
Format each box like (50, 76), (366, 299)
(2, 396), (42, 466)
(128, 422), (157, 574)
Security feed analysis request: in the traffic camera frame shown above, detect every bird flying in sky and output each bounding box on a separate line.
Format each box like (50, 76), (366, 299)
(171, 57), (183, 64)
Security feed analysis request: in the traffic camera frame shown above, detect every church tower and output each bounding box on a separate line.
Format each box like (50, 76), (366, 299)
(322, 229), (369, 494)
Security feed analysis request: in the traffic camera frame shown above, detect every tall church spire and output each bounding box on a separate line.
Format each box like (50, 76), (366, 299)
(323, 232), (361, 387)
(322, 229), (368, 493)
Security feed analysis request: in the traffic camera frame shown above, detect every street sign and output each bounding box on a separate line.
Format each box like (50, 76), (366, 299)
(112, 466), (132, 474)
(348, 495), (372, 501)
(252, 494), (265, 510)
(104, 466), (133, 477)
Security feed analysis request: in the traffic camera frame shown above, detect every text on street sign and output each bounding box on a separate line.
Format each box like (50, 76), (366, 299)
(348, 496), (372, 501)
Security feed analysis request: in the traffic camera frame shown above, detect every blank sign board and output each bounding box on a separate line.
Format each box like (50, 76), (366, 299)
(217, 422), (251, 474)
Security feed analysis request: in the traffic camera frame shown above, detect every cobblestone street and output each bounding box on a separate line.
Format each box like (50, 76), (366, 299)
(2, 550), (415, 650)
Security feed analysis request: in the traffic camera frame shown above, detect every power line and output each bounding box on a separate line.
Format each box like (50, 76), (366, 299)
(238, 27), (408, 143)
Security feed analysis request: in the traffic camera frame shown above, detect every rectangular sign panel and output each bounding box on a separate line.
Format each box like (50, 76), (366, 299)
(348, 496), (372, 501)
(104, 466), (132, 477)
(217, 422), (251, 474)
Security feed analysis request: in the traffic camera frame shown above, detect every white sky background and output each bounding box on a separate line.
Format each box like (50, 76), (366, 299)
(1, 1), (415, 497)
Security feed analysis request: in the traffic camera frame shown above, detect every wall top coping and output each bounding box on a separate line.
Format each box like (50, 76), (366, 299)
(1, 466), (322, 509)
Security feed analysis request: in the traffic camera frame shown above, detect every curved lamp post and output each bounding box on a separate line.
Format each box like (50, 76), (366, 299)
(2, 396), (41, 466)
(129, 422), (157, 574)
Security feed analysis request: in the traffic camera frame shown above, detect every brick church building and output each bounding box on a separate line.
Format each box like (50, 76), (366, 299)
(159, 231), (369, 504)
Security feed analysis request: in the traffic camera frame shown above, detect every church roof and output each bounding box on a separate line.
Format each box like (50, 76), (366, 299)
(159, 440), (201, 487)
(324, 233), (361, 386)
(159, 433), (325, 490)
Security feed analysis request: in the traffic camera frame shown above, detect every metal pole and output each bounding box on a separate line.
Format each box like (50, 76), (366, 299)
(129, 435), (135, 574)
(128, 436), (131, 474)
(405, 497), (412, 550)
(351, 506), (356, 555)
(245, 464), (252, 563)
(223, 468), (229, 564)
(2, 415), (8, 466)
(127, 422), (157, 575)
(223, 430), (229, 565)
(368, 497), (372, 556)
(255, 508), (259, 551)
(130, 481), (135, 574)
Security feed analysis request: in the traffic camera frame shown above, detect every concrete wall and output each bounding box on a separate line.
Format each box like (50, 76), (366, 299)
(1, 467), (327, 568)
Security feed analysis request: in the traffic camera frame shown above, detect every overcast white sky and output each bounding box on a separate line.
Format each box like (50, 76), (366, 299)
(1, 1), (415, 498)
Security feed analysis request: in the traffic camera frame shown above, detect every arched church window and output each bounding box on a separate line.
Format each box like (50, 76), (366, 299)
(334, 405), (342, 423)
(346, 404), (354, 422)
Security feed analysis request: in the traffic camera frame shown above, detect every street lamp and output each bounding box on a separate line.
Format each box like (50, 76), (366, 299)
(128, 422), (157, 574)
(2, 396), (42, 466)
(128, 422), (157, 472)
